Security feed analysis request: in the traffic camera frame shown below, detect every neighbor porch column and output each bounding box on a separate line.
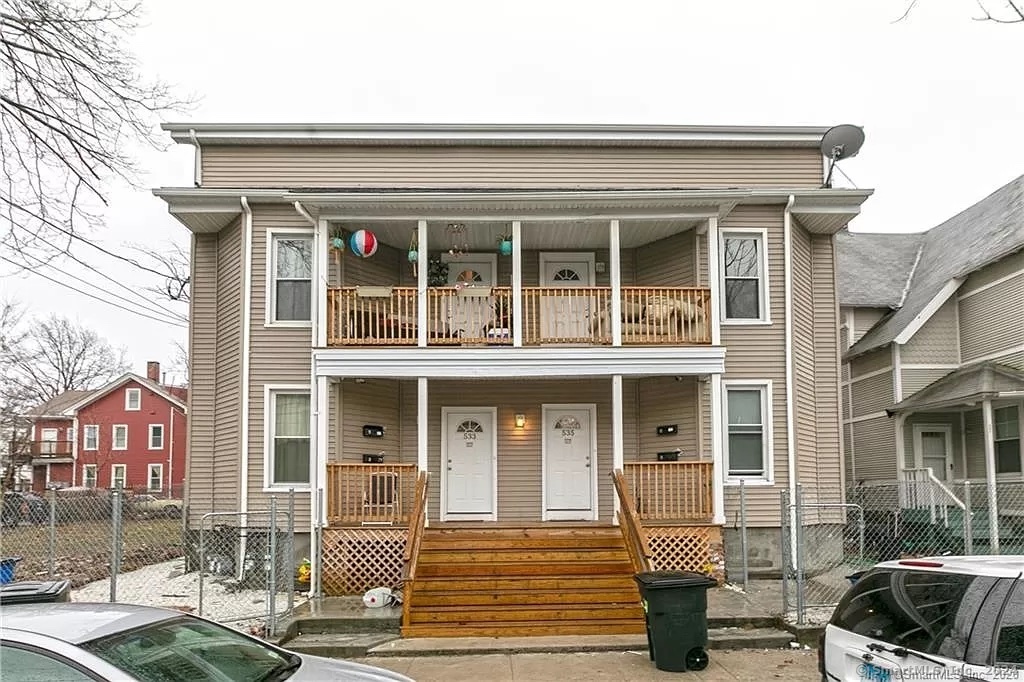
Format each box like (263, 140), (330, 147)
(612, 374), (624, 522)
(983, 399), (1000, 552)
(895, 413), (908, 508)
(512, 220), (523, 347)
(609, 219), (622, 347)
(417, 220), (428, 348)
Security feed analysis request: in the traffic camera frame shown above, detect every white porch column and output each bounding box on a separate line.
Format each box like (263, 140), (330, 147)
(417, 377), (429, 525)
(309, 373), (329, 598)
(315, 218), (329, 348)
(982, 399), (1000, 552)
(710, 374), (726, 525)
(611, 374), (624, 523)
(706, 217), (721, 346)
(417, 220), (428, 348)
(512, 220), (523, 347)
(609, 219), (622, 347)
(895, 413), (908, 508)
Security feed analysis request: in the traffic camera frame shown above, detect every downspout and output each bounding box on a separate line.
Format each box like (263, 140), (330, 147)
(784, 195), (798, 510)
(167, 404), (174, 497)
(189, 129), (202, 188)
(239, 197), (253, 573)
(293, 201), (315, 227)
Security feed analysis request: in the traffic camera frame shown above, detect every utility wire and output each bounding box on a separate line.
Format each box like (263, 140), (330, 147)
(0, 254), (187, 328)
(13, 246), (187, 327)
(10, 222), (187, 323)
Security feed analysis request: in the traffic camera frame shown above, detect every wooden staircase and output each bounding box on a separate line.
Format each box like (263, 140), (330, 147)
(401, 525), (646, 637)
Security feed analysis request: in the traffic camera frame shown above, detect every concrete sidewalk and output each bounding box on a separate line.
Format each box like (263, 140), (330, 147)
(356, 649), (820, 681)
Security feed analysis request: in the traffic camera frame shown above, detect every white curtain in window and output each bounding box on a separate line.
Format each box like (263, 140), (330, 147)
(274, 393), (310, 484)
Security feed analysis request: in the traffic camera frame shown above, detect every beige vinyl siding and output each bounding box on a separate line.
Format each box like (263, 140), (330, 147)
(247, 205), (315, 526)
(901, 368), (955, 398)
(963, 409), (985, 478)
(637, 377), (699, 459)
(851, 416), (897, 482)
(851, 308), (888, 345)
(335, 379), (403, 463)
(900, 298), (959, 364)
(840, 325), (850, 383)
(186, 232), (218, 523)
(843, 422), (854, 483)
(720, 206), (788, 526)
(201, 145), (824, 189)
(959, 248), (1024, 295)
(902, 413), (963, 478)
(850, 373), (894, 417)
(991, 350), (1024, 371)
(334, 240), (403, 288)
(959, 270), (1024, 363)
(636, 229), (696, 286)
(851, 348), (891, 377)
(791, 223), (817, 499)
(810, 234), (843, 497)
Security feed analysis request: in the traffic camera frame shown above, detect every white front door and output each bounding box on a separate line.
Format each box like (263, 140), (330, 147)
(444, 255), (497, 339)
(543, 404), (597, 520)
(913, 425), (954, 481)
(443, 408), (497, 520)
(539, 253), (595, 341)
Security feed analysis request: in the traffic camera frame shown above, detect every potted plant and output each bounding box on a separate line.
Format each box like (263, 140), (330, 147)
(427, 257), (449, 287)
(497, 234), (512, 256)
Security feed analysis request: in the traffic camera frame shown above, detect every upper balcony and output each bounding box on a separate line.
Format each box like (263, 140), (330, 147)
(319, 218), (712, 349)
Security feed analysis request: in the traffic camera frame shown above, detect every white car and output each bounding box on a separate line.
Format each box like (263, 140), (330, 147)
(1, 602), (414, 681)
(820, 556), (1024, 681)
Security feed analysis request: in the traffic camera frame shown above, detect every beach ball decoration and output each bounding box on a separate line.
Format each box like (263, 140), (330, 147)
(349, 229), (378, 258)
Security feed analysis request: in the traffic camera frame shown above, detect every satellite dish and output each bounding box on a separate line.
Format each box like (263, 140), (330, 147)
(821, 124), (865, 188)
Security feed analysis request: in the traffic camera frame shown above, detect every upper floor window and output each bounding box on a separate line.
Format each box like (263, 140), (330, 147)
(84, 425), (98, 450)
(125, 388), (141, 411)
(721, 231), (768, 323)
(271, 234), (313, 323)
(112, 425), (128, 450)
(724, 382), (772, 483)
(149, 424), (164, 450)
(995, 406), (1021, 474)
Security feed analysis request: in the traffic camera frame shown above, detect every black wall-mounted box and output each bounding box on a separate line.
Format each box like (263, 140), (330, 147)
(362, 424), (385, 438)
(656, 424), (678, 436)
(362, 453), (385, 464)
(657, 451), (680, 462)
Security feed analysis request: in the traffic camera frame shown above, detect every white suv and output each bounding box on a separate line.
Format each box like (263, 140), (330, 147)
(821, 556), (1024, 681)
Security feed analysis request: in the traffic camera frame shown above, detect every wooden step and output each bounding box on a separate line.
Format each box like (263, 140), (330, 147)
(416, 560), (633, 578)
(409, 575), (639, 593)
(408, 603), (644, 624)
(417, 549), (629, 564)
(401, 620), (647, 638)
(410, 588), (641, 607)
(420, 536), (627, 550)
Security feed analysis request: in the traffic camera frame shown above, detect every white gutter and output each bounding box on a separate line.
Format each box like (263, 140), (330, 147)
(188, 129), (202, 187)
(784, 195), (798, 509)
(293, 201), (316, 227)
(239, 197), (253, 522)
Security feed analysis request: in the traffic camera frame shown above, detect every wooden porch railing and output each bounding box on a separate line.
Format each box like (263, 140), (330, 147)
(401, 471), (430, 627)
(611, 469), (654, 573)
(624, 461), (714, 522)
(325, 463), (418, 526)
(326, 285), (710, 347)
(21, 440), (74, 457)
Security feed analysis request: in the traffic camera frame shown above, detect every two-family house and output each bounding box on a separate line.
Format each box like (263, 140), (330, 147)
(838, 174), (1024, 550)
(156, 122), (871, 636)
(24, 361), (187, 497)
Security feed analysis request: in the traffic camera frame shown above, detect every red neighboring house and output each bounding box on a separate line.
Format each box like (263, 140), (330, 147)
(26, 362), (187, 497)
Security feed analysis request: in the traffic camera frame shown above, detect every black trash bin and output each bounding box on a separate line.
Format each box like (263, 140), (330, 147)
(634, 570), (717, 672)
(0, 579), (72, 604)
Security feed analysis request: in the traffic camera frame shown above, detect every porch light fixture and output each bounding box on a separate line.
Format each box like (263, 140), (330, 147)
(514, 414), (526, 429)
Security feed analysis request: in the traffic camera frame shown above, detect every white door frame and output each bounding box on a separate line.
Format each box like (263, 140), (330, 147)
(538, 252), (596, 286)
(440, 406), (498, 522)
(912, 423), (954, 480)
(541, 403), (599, 521)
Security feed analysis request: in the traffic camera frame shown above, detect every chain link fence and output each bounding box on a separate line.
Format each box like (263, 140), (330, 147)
(777, 479), (1024, 625)
(0, 487), (298, 636)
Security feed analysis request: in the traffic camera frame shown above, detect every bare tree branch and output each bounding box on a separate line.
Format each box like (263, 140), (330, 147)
(127, 240), (190, 303)
(895, 0), (1023, 23)
(0, 0), (193, 268)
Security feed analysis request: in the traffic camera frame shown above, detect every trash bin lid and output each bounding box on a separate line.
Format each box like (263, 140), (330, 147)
(0, 580), (72, 604)
(634, 570), (717, 589)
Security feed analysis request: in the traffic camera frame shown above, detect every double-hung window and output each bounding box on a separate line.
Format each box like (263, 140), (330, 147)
(112, 425), (128, 450)
(267, 390), (311, 487)
(995, 406), (1021, 474)
(724, 382), (771, 482)
(125, 388), (141, 411)
(270, 234), (313, 323)
(111, 464), (127, 489)
(148, 464), (163, 492)
(721, 231), (768, 322)
(84, 425), (99, 450)
(83, 464), (97, 488)
(149, 424), (164, 450)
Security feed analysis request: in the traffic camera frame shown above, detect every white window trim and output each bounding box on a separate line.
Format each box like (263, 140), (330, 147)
(112, 424), (128, 451)
(263, 384), (312, 491)
(148, 424), (164, 450)
(110, 464), (127, 489)
(125, 388), (141, 411)
(82, 464), (97, 488)
(147, 463), (164, 491)
(722, 379), (774, 485)
(994, 404), (1023, 476)
(83, 425), (99, 451)
(719, 228), (771, 325)
(265, 228), (314, 328)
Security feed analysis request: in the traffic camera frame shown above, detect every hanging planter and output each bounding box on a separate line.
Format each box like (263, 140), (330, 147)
(330, 227), (346, 251)
(497, 235), (513, 256)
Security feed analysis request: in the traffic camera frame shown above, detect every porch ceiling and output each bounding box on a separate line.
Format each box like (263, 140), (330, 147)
(334, 218), (700, 250)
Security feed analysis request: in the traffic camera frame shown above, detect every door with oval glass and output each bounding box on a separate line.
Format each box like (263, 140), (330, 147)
(442, 408), (497, 521)
(539, 253), (594, 342)
(542, 404), (597, 520)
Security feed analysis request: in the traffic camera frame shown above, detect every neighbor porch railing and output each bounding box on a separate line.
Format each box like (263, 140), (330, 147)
(325, 463), (418, 526)
(624, 461), (714, 522)
(900, 467), (966, 527)
(327, 285), (710, 347)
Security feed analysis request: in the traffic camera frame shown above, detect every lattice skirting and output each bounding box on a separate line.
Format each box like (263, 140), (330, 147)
(647, 525), (725, 583)
(322, 527), (408, 596)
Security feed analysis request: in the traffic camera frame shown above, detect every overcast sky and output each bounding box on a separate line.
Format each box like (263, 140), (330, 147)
(2, 0), (1022, 380)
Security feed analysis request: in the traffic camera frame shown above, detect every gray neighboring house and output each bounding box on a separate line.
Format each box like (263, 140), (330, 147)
(838, 174), (1024, 500)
